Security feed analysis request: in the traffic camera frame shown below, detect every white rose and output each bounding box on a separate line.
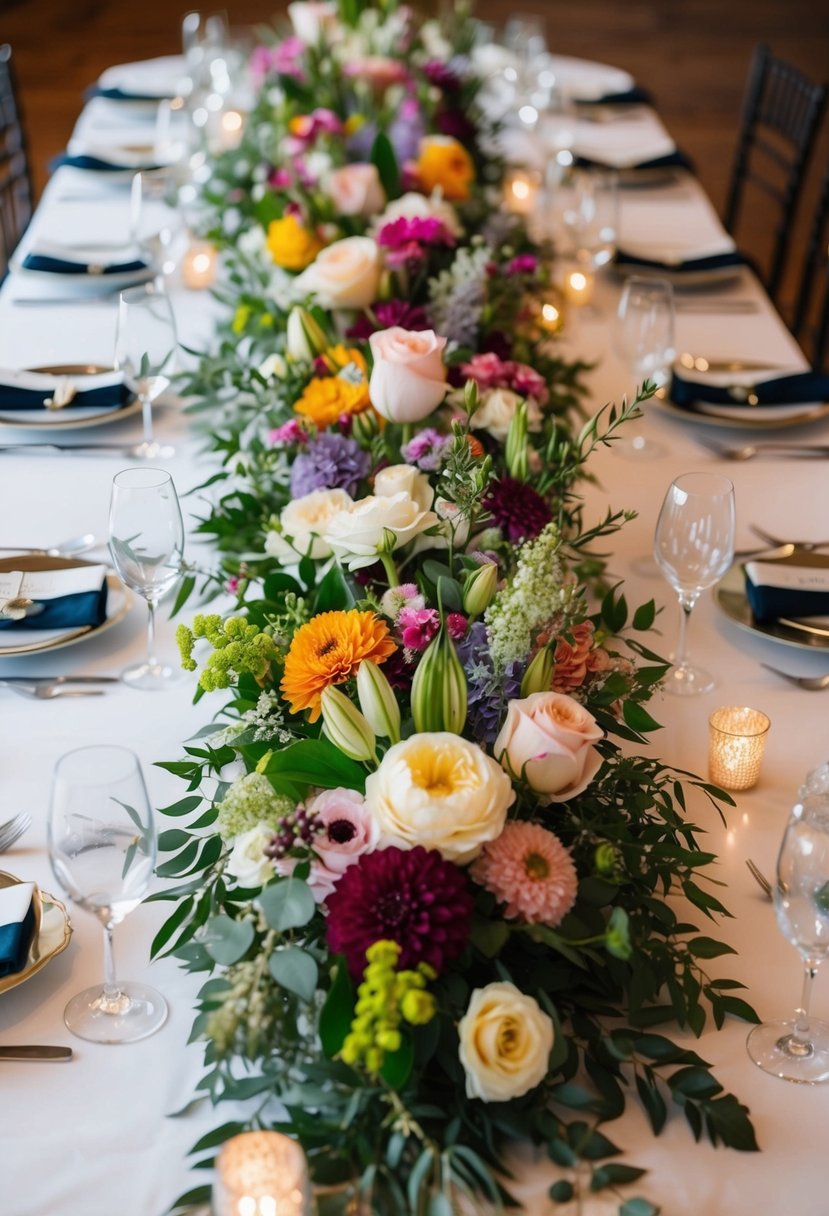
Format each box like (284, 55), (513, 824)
(470, 387), (543, 443)
(265, 488), (354, 562)
(326, 163), (386, 218)
(294, 236), (381, 310)
(364, 732), (515, 863)
(322, 491), (439, 570)
(372, 190), (463, 238)
(374, 464), (434, 514)
(458, 982), (554, 1102)
(226, 823), (274, 888)
(287, 0), (337, 42)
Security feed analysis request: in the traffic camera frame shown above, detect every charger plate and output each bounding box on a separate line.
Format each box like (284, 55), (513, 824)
(716, 562), (829, 651)
(0, 872), (72, 996)
(655, 395), (829, 431)
(0, 364), (141, 430)
(0, 556), (131, 658)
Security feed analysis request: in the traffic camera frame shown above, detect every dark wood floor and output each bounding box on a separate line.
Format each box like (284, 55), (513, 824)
(4, 0), (829, 318)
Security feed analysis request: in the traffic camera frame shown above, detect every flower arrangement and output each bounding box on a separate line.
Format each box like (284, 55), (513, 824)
(157, 3), (760, 1213)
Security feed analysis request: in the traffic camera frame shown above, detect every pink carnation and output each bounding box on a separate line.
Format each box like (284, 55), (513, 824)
(471, 821), (578, 926)
(446, 612), (468, 640)
(268, 419), (309, 447)
(398, 606), (440, 651)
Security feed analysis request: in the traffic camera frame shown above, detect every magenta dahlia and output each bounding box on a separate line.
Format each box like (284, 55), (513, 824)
(484, 477), (552, 542)
(325, 845), (473, 977)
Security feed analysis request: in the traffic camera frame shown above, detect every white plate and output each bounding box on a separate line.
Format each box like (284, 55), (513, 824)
(0, 872), (72, 997)
(0, 364), (142, 430)
(656, 394), (829, 430)
(548, 54), (635, 101)
(612, 259), (745, 289)
(0, 557), (132, 658)
(97, 54), (187, 101)
(716, 563), (829, 652)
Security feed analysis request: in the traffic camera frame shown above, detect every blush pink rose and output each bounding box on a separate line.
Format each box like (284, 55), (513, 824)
(369, 326), (448, 423)
(494, 691), (604, 802)
(325, 163), (386, 218)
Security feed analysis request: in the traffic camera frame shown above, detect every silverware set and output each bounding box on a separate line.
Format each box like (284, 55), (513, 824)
(745, 858), (773, 900)
(699, 439), (829, 461)
(0, 812), (31, 852)
(0, 442), (174, 458)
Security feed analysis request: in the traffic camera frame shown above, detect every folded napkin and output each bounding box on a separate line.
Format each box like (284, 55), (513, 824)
(615, 249), (745, 274)
(744, 553), (829, 623)
(50, 151), (165, 174)
(671, 369), (829, 411)
(22, 251), (149, 276)
(0, 883), (36, 978)
(0, 564), (109, 631)
(85, 84), (172, 103)
(574, 86), (652, 106)
(574, 148), (692, 172)
(0, 367), (128, 412)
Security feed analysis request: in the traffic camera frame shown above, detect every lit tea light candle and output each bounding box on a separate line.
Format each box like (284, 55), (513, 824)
(504, 168), (540, 215)
(182, 240), (218, 290)
(708, 707), (771, 791)
(538, 291), (564, 334)
(213, 1131), (312, 1216)
(563, 268), (594, 306)
(218, 108), (245, 151)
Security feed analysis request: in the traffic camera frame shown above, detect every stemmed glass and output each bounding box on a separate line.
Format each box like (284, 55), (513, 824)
(747, 795), (829, 1083)
(653, 472), (735, 696)
(115, 282), (177, 461)
(48, 746), (168, 1044)
(561, 169), (619, 270)
(109, 467), (185, 690)
(129, 170), (186, 279)
(612, 275), (675, 459)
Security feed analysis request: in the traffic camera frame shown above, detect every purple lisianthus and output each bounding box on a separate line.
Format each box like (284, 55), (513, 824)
(422, 59), (463, 93)
(506, 253), (539, 277)
(401, 427), (450, 471)
(388, 96), (425, 164)
(289, 432), (370, 498)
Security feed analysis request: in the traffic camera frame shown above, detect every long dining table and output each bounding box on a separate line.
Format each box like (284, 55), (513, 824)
(1, 48), (828, 1216)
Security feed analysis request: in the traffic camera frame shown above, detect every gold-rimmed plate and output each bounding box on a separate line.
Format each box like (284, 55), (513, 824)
(0, 555), (132, 658)
(715, 562), (829, 652)
(0, 364), (141, 431)
(655, 394), (829, 431)
(0, 872), (72, 996)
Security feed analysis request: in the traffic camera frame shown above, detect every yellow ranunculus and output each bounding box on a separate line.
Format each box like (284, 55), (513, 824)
(293, 373), (370, 430)
(266, 214), (324, 271)
(364, 732), (514, 862)
(458, 982), (554, 1102)
(416, 136), (475, 202)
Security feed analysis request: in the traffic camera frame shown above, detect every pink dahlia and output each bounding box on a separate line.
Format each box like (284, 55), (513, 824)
(471, 822), (578, 926)
(326, 845), (473, 977)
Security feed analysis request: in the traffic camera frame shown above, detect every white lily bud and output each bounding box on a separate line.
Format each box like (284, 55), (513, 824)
(356, 660), (401, 743)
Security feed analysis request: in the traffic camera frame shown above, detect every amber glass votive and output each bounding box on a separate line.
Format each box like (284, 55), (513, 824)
(213, 1131), (312, 1216)
(708, 707), (771, 791)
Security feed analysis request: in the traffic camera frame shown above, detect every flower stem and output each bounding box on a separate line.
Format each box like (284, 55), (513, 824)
(379, 550), (400, 588)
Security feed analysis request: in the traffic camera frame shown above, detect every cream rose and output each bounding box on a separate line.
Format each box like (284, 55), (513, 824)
(295, 236), (381, 310)
(226, 823), (274, 888)
(470, 387), (543, 443)
(372, 190), (463, 238)
(494, 691), (603, 802)
(364, 732), (515, 863)
(325, 163), (385, 218)
(374, 464), (434, 514)
(369, 327), (448, 423)
(287, 0), (337, 42)
(458, 982), (554, 1102)
(322, 490), (438, 570)
(265, 487), (353, 562)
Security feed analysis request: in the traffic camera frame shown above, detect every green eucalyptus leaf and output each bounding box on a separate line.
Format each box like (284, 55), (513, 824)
(258, 877), (316, 932)
(202, 915), (255, 965)
(269, 945), (319, 1002)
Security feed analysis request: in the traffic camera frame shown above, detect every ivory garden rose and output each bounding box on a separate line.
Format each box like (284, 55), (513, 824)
(458, 982), (554, 1102)
(265, 487), (354, 562)
(364, 732), (515, 863)
(295, 235), (382, 309)
(325, 163), (385, 218)
(321, 471), (439, 569)
(494, 690), (604, 802)
(368, 327), (448, 423)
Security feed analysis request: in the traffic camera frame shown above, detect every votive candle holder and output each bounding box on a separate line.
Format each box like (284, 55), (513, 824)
(708, 707), (771, 791)
(212, 1131), (312, 1216)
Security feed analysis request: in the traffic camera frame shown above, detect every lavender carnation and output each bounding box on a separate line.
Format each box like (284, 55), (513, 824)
(290, 432), (370, 498)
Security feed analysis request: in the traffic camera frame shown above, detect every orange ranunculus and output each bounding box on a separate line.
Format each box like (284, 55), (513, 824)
(293, 371), (371, 430)
(281, 610), (397, 722)
(320, 345), (368, 376)
(266, 214), (324, 271)
(416, 136), (475, 202)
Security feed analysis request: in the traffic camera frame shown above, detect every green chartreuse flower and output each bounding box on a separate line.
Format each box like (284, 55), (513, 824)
(340, 941), (436, 1074)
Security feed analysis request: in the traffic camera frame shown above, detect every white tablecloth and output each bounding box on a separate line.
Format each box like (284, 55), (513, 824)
(1, 68), (828, 1216)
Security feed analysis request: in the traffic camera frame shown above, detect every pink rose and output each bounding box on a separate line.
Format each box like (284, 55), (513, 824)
(494, 691), (603, 802)
(326, 163), (385, 218)
(369, 327), (448, 423)
(342, 57), (410, 92)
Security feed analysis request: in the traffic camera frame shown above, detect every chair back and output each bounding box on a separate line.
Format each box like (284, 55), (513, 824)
(0, 44), (33, 274)
(792, 159), (829, 370)
(724, 43), (827, 302)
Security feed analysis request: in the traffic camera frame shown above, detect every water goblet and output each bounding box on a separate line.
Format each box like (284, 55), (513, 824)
(48, 746), (168, 1044)
(115, 281), (177, 461)
(653, 471), (735, 696)
(560, 168), (619, 270)
(129, 170), (186, 279)
(612, 275), (675, 458)
(109, 467), (185, 690)
(747, 794), (829, 1083)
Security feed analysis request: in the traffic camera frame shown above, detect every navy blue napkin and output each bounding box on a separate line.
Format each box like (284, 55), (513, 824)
(49, 152), (163, 173)
(671, 370), (829, 411)
(615, 249), (745, 274)
(0, 886), (36, 978)
(573, 148), (693, 172)
(0, 380), (129, 411)
(744, 555), (829, 623)
(574, 86), (652, 106)
(22, 251), (149, 276)
(0, 567), (109, 631)
(85, 84), (171, 103)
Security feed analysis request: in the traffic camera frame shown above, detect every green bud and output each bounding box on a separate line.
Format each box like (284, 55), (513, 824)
(594, 842), (619, 875)
(411, 624), (468, 735)
(350, 408), (378, 445)
(463, 378), (480, 416)
(356, 660), (401, 743)
(462, 562), (498, 617)
(520, 646), (554, 697)
(286, 305), (328, 362)
(505, 399), (529, 481)
(605, 906), (632, 961)
(320, 685), (377, 764)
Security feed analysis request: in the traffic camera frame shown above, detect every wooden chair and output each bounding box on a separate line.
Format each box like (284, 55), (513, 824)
(0, 44), (33, 275)
(791, 159), (829, 370)
(725, 44), (827, 304)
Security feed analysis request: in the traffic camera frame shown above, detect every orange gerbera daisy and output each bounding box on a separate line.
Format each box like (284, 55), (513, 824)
(281, 610), (396, 722)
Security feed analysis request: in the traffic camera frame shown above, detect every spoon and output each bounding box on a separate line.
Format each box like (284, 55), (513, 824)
(0, 533), (98, 558)
(761, 664), (829, 690)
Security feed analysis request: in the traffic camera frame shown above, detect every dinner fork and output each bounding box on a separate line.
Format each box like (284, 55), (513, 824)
(750, 524), (829, 552)
(761, 664), (829, 691)
(0, 680), (104, 700)
(698, 440), (829, 461)
(0, 813), (32, 852)
(745, 858), (773, 900)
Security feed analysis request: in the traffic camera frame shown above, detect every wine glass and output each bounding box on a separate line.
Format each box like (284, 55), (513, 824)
(115, 282), (177, 461)
(560, 169), (619, 270)
(129, 170), (186, 279)
(612, 275), (675, 459)
(109, 467), (185, 690)
(653, 472), (735, 696)
(48, 746), (168, 1044)
(747, 794), (829, 1083)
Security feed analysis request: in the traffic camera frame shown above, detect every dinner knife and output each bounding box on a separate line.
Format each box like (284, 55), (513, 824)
(0, 1045), (73, 1061)
(0, 675), (120, 684)
(0, 443), (136, 456)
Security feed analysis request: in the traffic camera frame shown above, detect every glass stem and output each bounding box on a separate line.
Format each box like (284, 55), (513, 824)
(788, 960), (819, 1057)
(675, 593), (696, 671)
(146, 596), (158, 668)
(141, 393), (153, 447)
(98, 921), (128, 1014)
